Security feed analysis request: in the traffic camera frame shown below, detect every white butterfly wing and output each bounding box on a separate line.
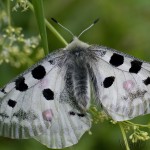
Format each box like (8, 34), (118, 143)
(32, 60), (91, 148)
(90, 46), (150, 121)
(0, 50), (65, 138)
(0, 49), (91, 148)
(34, 101), (91, 149)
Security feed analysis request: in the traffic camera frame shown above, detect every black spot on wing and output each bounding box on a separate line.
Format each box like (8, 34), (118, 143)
(109, 53), (124, 67)
(143, 77), (150, 85)
(103, 76), (115, 88)
(15, 76), (28, 91)
(77, 113), (85, 117)
(42, 88), (54, 100)
(69, 111), (85, 117)
(8, 99), (17, 108)
(69, 111), (76, 116)
(1, 88), (6, 94)
(129, 60), (142, 73)
(32, 65), (46, 80)
(49, 59), (55, 65)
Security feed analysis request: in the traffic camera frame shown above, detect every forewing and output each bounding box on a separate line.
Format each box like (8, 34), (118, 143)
(90, 45), (150, 121)
(0, 49), (66, 138)
(35, 63), (91, 149)
(0, 49), (91, 148)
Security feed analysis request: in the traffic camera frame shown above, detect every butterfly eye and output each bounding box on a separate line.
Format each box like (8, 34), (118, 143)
(123, 80), (135, 91)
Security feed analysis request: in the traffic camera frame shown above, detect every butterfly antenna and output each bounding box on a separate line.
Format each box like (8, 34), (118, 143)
(78, 18), (99, 38)
(51, 18), (75, 37)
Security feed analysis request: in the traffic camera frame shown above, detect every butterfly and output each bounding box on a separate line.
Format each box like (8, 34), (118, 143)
(0, 19), (150, 149)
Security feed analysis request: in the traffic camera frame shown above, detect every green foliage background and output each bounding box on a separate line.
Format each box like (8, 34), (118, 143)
(1, 0), (150, 150)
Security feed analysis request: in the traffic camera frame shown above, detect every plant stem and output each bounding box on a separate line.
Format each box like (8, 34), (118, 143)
(31, 0), (49, 55)
(45, 19), (68, 46)
(119, 122), (130, 150)
(124, 121), (150, 128)
(7, 0), (11, 26)
(27, 1), (68, 47)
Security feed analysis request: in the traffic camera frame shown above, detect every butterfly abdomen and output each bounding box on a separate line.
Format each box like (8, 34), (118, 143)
(72, 64), (90, 110)
(65, 46), (93, 111)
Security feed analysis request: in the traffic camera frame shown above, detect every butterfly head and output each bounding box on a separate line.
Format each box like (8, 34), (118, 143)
(66, 37), (89, 51)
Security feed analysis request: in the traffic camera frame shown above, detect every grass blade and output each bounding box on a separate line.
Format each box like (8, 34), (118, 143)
(31, 0), (49, 55)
